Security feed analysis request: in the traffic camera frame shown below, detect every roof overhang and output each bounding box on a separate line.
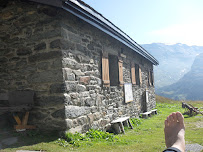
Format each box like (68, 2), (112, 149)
(29, 0), (159, 65)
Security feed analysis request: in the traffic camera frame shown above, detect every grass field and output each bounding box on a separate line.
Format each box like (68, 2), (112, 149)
(1, 96), (203, 152)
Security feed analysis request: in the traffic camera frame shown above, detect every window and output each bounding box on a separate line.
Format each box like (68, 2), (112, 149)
(150, 71), (154, 86)
(102, 52), (123, 87)
(131, 63), (142, 86)
(138, 65), (142, 86)
(148, 71), (151, 86)
(148, 70), (154, 86)
(109, 54), (119, 86)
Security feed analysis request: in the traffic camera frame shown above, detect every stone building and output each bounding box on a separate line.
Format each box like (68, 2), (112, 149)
(0, 0), (158, 132)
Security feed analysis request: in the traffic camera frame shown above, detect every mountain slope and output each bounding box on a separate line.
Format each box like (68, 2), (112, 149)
(142, 43), (203, 89)
(157, 53), (203, 100)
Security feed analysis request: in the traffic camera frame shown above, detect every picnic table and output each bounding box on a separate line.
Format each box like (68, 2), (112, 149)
(0, 91), (36, 130)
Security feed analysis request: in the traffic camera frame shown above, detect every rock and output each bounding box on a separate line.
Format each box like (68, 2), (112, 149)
(87, 43), (94, 50)
(64, 93), (72, 105)
(63, 68), (72, 77)
(62, 58), (81, 69)
(52, 59), (62, 69)
(73, 70), (85, 76)
(36, 95), (64, 107)
(85, 97), (95, 107)
(65, 81), (77, 92)
(16, 60), (27, 67)
(51, 108), (65, 119)
(66, 73), (75, 81)
(37, 62), (49, 70)
(65, 119), (73, 129)
(77, 116), (87, 125)
(68, 125), (82, 134)
(69, 33), (81, 43)
(0, 57), (8, 63)
(99, 119), (110, 127)
(87, 114), (94, 124)
(65, 105), (90, 119)
(27, 70), (63, 83)
(61, 39), (75, 50)
(93, 112), (101, 121)
(34, 42), (46, 51)
(50, 39), (61, 49)
(28, 51), (61, 62)
(82, 124), (90, 133)
(16, 47), (32, 56)
(79, 76), (90, 85)
(50, 83), (65, 93)
(1, 137), (18, 146)
(76, 84), (86, 92)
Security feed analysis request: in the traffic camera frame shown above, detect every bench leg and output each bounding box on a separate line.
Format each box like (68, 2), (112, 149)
(13, 113), (22, 125)
(13, 112), (36, 130)
(22, 112), (29, 125)
(119, 122), (125, 134)
(127, 119), (133, 129)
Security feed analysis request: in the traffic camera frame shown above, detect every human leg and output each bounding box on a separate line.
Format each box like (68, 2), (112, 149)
(163, 112), (185, 152)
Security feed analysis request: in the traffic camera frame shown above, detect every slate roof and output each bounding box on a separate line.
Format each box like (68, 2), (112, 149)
(30, 0), (159, 65)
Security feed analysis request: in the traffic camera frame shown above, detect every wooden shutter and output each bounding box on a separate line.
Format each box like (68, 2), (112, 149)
(131, 62), (136, 85)
(139, 66), (142, 86)
(118, 59), (124, 86)
(151, 71), (154, 86)
(102, 52), (110, 87)
(148, 71), (151, 86)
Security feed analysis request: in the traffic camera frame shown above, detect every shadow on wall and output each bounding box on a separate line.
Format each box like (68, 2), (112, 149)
(0, 117), (60, 150)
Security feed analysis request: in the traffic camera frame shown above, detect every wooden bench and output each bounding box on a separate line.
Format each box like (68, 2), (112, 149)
(140, 109), (158, 118)
(111, 116), (133, 134)
(151, 109), (157, 115)
(140, 111), (152, 118)
(0, 91), (36, 131)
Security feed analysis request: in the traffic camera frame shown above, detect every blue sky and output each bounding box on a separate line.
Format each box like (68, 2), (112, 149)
(82, 0), (203, 46)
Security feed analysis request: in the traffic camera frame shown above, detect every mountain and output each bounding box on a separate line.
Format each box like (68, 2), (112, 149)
(157, 53), (203, 101)
(142, 43), (203, 89)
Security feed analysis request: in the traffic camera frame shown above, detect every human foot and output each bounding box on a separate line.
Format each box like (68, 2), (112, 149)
(164, 112), (185, 152)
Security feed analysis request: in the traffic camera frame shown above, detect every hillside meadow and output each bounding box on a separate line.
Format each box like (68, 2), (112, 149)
(1, 96), (203, 152)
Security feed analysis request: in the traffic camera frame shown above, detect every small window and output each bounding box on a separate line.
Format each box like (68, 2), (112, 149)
(136, 64), (141, 85)
(150, 71), (154, 86)
(131, 63), (141, 86)
(148, 71), (151, 86)
(148, 70), (154, 86)
(109, 55), (119, 86)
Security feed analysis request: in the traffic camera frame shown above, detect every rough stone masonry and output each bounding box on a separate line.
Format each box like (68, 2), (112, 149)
(0, 1), (156, 133)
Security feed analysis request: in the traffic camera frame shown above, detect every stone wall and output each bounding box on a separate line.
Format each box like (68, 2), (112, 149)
(0, 1), (156, 132)
(58, 8), (156, 132)
(0, 1), (66, 130)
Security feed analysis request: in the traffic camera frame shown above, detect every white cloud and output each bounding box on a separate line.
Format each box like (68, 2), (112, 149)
(150, 21), (203, 46)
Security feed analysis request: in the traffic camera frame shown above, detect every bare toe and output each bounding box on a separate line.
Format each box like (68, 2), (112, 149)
(172, 112), (177, 122)
(168, 114), (174, 125)
(176, 112), (184, 125)
(165, 120), (168, 127)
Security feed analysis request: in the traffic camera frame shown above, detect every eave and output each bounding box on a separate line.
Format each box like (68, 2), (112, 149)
(29, 0), (159, 65)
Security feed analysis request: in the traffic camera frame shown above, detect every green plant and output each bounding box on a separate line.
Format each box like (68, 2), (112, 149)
(130, 118), (142, 127)
(56, 129), (115, 147)
(86, 129), (115, 142)
(63, 132), (88, 147)
(55, 138), (70, 147)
